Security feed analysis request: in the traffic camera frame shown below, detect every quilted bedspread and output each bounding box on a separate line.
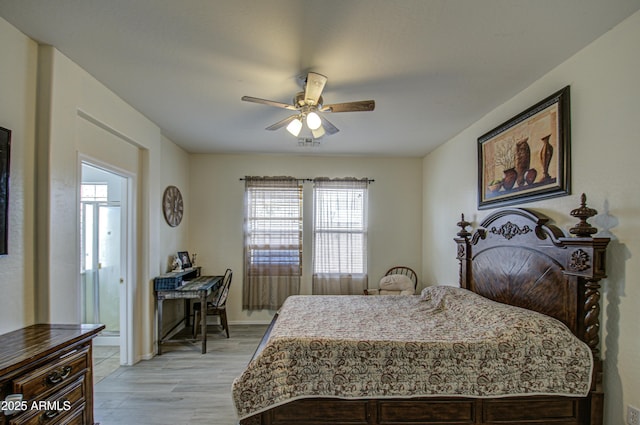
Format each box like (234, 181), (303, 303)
(232, 286), (593, 419)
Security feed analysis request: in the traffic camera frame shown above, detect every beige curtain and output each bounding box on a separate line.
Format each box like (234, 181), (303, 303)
(312, 178), (369, 295)
(312, 273), (368, 295)
(243, 177), (302, 310)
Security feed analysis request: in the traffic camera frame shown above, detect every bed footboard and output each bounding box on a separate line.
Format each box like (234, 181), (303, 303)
(239, 395), (598, 425)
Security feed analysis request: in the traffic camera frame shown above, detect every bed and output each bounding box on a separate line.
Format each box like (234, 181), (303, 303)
(233, 198), (609, 425)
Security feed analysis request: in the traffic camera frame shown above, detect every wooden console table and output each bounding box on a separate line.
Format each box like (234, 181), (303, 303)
(155, 274), (223, 355)
(0, 323), (104, 425)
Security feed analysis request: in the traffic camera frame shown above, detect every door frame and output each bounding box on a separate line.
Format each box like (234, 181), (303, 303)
(79, 156), (137, 366)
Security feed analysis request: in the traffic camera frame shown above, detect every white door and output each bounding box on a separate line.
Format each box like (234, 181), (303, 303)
(80, 162), (132, 364)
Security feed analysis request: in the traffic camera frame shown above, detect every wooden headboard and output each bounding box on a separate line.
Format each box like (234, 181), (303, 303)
(454, 197), (609, 361)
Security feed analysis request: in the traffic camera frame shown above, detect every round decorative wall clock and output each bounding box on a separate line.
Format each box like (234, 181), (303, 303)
(162, 185), (183, 227)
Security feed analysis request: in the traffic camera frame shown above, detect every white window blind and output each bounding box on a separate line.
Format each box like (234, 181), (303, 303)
(245, 179), (302, 275)
(312, 179), (368, 294)
(243, 177), (302, 310)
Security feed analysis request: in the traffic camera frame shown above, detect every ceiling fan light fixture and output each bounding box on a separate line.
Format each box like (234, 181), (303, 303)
(311, 125), (326, 139)
(286, 117), (303, 136)
(306, 111), (322, 130)
(242, 71), (375, 138)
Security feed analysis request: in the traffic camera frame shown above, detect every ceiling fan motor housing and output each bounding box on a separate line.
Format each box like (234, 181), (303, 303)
(294, 92), (323, 108)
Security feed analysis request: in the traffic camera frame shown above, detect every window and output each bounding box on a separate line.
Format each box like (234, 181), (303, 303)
(243, 177), (302, 310)
(312, 178), (368, 294)
(79, 183), (108, 273)
(81, 183), (108, 201)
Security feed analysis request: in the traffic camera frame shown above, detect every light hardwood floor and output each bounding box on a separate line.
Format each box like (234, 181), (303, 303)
(93, 325), (268, 425)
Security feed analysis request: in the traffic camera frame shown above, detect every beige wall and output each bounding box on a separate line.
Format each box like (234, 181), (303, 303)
(0, 17), (37, 334)
(159, 134), (190, 271)
(34, 45), (165, 362)
(36, 46), (160, 326)
(422, 10), (640, 424)
(158, 135), (191, 335)
(189, 154), (423, 324)
(0, 15), (195, 360)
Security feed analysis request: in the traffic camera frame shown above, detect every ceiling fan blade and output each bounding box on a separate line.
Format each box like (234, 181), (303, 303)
(321, 100), (375, 113)
(320, 114), (339, 135)
(265, 114), (299, 131)
(304, 72), (328, 106)
(241, 96), (297, 111)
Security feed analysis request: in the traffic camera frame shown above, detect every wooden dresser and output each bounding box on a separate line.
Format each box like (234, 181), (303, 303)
(0, 324), (105, 425)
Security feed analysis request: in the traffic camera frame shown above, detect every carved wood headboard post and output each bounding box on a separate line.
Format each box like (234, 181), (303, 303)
(454, 214), (474, 290)
(560, 235), (609, 421)
(560, 237), (609, 356)
(561, 194), (609, 357)
(560, 194), (610, 420)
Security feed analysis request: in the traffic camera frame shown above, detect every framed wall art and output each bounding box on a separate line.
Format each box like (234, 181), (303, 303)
(0, 127), (11, 255)
(478, 86), (571, 210)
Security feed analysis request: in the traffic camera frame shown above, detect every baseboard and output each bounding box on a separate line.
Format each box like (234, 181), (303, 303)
(93, 335), (120, 346)
(228, 320), (273, 325)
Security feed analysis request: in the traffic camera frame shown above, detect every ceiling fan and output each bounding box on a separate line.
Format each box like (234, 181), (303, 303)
(241, 72), (375, 139)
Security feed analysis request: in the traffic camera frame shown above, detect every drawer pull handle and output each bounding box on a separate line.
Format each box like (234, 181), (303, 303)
(39, 397), (69, 422)
(40, 408), (60, 422)
(46, 365), (72, 385)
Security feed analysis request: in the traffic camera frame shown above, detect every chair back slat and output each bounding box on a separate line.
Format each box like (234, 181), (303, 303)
(212, 268), (232, 308)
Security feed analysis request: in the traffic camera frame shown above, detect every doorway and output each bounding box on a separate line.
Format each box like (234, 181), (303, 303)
(80, 162), (132, 364)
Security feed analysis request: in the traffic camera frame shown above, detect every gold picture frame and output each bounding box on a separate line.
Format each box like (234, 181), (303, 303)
(478, 86), (571, 209)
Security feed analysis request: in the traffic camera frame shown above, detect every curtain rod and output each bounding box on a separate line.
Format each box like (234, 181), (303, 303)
(239, 177), (375, 183)
(312, 177), (375, 183)
(239, 177), (311, 182)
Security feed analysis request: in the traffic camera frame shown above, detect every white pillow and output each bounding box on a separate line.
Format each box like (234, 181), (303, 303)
(379, 274), (414, 291)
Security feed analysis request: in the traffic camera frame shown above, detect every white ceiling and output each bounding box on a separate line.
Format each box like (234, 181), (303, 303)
(1, 0), (639, 157)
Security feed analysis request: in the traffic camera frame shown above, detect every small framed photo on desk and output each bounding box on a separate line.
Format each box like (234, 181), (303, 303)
(177, 251), (191, 269)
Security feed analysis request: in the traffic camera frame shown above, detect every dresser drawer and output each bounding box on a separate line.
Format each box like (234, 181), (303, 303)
(8, 378), (85, 425)
(10, 404), (86, 425)
(56, 404), (86, 425)
(12, 347), (89, 401)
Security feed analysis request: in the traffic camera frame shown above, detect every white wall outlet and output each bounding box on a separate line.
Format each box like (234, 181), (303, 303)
(628, 405), (640, 425)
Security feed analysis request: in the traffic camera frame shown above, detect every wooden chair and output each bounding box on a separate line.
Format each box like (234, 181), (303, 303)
(193, 268), (232, 339)
(365, 266), (418, 295)
(384, 266), (418, 290)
